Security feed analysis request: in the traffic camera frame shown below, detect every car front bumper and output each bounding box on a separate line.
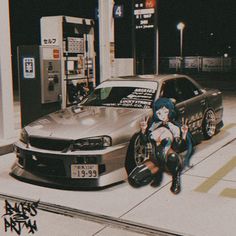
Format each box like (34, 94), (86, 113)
(11, 141), (128, 189)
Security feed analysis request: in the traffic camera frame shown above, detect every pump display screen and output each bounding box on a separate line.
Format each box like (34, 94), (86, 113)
(67, 61), (74, 71)
(67, 37), (84, 53)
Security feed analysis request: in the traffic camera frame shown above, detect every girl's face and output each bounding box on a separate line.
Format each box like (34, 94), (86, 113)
(156, 106), (169, 122)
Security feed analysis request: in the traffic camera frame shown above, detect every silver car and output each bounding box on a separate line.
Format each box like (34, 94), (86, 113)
(12, 74), (223, 188)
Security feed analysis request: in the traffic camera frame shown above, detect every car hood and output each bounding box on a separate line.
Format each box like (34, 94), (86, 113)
(26, 106), (150, 142)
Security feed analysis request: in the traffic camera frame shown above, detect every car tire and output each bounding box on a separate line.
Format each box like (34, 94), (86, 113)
(125, 132), (155, 175)
(202, 109), (216, 139)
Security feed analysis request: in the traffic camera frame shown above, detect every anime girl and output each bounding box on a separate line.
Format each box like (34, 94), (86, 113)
(128, 98), (193, 194)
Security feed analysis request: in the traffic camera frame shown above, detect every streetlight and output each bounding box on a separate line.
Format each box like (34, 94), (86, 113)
(177, 22), (185, 72)
(177, 22), (185, 58)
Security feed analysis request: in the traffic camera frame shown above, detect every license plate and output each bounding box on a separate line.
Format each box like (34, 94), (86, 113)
(71, 164), (99, 179)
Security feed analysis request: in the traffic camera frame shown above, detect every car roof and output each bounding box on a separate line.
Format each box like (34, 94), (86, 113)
(106, 74), (188, 83)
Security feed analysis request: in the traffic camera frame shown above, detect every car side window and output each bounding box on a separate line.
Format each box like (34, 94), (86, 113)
(160, 79), (182, 103)
(176, 78), (201, 101)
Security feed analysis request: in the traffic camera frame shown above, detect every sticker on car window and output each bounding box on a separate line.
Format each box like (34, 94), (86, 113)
(118, 88), (154, 108)
(127, 88), (155, 100)
(119, 98), (152, 108)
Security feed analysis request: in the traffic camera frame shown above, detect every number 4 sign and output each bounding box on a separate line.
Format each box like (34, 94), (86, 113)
(113, 5), (124, 18)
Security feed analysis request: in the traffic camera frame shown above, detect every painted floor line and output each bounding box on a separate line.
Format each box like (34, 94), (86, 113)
(183, 137), (236, 175)
(195, 156), (236, 194)
(0, 193), (185, 236)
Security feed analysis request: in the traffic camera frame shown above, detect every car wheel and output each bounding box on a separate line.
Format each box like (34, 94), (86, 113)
(202, 109), (216, 139)
(125, 133), (155, 175)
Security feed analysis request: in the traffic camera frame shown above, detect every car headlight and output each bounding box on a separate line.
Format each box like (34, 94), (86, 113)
(72, 136), (112, 150)
(20, 128), (29, 144)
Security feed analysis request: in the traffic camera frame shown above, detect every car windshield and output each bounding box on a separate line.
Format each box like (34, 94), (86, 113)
(81, 80), (158, 109)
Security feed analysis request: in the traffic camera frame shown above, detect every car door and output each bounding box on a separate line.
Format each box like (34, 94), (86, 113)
(159, 78), (186, 123)
(175, 77), (206, 136)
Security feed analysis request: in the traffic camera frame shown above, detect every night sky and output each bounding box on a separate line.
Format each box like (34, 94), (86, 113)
(158, 0), (236, 56)
(9, 0), (236, 86)
(9, 0), (236, 55)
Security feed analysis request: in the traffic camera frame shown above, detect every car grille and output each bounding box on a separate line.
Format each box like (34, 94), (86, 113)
(22, 154), (66, 177)
(29, 137), (72, 151)
(18, 154), (106, 178)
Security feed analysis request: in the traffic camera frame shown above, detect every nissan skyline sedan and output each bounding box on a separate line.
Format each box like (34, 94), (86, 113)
(11, 74), (223, 189)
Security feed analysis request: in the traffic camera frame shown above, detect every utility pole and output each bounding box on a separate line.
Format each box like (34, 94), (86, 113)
(0, 0), (15, 139)
(98, 0), (113, 82)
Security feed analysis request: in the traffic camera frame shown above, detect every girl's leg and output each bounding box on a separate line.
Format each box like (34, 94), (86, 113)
(165, 152), (183, 194)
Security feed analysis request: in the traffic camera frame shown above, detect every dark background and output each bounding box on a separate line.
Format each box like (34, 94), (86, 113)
(9, 0), (236, 88)
(158, 0), (236, 57)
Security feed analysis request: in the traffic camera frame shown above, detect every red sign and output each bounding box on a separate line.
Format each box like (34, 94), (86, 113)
(53, 49), (60, 59)
(145, 0), (156, 8)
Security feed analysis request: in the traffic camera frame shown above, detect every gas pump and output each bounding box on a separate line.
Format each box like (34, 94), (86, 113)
(17, 45), (62, 127)
(40, 16), (96, 108)
(18, 16), (96, 127)
(40, 46), (62, 104)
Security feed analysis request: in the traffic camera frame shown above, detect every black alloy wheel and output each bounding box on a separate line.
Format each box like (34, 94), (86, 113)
(125, 133), (155, 175)
(202, 109), (216, 139)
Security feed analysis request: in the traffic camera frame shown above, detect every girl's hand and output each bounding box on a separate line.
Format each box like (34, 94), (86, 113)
(181, 117), (189, 140)
(140, 116), (149, 134)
